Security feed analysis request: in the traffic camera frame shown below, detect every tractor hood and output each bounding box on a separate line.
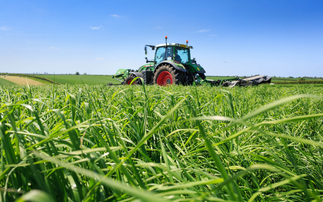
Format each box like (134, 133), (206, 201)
(183, 62), (206, 74)
(191, 63), (206, 74)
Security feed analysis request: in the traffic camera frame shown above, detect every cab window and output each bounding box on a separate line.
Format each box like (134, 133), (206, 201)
(174, 47), (189, 64)
(155, 46), (173, 64)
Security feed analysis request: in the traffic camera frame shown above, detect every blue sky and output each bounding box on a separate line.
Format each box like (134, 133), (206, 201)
(0, 0), (322, 77)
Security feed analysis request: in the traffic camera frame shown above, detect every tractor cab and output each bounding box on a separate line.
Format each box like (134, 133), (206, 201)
(153, 43), (191, 65)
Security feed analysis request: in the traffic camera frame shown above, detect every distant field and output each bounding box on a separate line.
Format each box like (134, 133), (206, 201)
(37, 74), (120, 85)
(0, 77), (17, 86)
(207, 76), (323, 84)
(37, 75), (323, 85)
(40, 75), (237, 85)
(271, 76), (323, 82)
(1, 76), (44, 86)
(272, 77), (321, 81)
(1, 73), (322, 86)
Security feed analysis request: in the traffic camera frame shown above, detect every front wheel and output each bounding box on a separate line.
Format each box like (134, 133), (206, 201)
(153, 64), (183, 86)
(199, 73), (206, 80)
(125, 75), (142, 85)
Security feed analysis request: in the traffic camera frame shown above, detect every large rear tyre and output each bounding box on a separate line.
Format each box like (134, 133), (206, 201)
(153, 64), (183, 86)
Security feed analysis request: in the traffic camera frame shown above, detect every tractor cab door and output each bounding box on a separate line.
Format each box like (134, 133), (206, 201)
(155, 46), (173, 65)
(174, 47), (190, 64)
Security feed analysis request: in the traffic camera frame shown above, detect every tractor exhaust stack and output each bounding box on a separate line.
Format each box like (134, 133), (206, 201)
(165, 36), (168, 61)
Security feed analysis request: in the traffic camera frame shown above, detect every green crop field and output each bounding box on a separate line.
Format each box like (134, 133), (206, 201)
(206, 76), (323, 84)
(271, 77), (323, 84)
(0, 83), (322, 201)
(2, 73), (322, 86)
(37, 74), (120, 85)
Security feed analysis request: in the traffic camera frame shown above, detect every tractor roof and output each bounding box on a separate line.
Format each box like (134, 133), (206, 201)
(155, 43), (193, 49)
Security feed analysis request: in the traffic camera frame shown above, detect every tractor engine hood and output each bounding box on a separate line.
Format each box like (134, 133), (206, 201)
(183, 63), (206, 74)
(191, 63), (206, 74)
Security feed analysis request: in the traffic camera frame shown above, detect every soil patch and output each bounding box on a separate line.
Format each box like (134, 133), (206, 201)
(1, 76), (44, 86)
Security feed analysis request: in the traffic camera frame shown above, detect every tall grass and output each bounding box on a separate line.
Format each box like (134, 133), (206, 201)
(0, 84), (322, 201)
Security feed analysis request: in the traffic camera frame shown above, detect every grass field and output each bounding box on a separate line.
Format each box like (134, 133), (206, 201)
(37, 74), (120, 85)
(271, 76), (323, 81)
(0, 83), (322, 201)
(207, 76), (323, 84)
(1, 73), (322, 86)
(37, 75), (323, 85)
(0, 77), (17, 86)
(270, 77), (323, 84)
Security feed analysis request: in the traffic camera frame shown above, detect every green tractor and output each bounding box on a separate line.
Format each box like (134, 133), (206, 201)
(112, 36), (271, 86)
(112, 36), (206, 86)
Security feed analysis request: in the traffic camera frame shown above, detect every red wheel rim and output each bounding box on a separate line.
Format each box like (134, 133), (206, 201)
(157, 71), (173, 86)
(127, 79), (133, 85)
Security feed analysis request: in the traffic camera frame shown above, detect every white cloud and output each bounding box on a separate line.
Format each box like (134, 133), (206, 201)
(90, 26), (103, 30)
(0, 26), (10, 31)
(197, 29), (210, 33)
(110, 14), (121, 18)
(95, 57), (105, 61)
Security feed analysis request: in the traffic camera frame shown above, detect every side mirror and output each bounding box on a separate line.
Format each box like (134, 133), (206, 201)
(192, 58), (196, 64)
(144, 47), (147, 55)
(145, 57), (148, 63)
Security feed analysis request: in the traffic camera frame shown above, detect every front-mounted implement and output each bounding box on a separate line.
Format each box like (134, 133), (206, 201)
(112, 36), (271, 86)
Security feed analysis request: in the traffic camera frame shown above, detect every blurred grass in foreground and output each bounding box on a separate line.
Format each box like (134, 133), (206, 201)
(0, 84), (322, 201)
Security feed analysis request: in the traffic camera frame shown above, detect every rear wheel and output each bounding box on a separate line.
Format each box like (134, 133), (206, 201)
(153, 64), (183, 86)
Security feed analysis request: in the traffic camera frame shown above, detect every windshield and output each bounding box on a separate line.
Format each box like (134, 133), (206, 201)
(174, 47), (190, 64)
(155, 46), (173, 64)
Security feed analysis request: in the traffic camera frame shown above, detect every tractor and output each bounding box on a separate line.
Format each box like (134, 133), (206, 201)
(112, 37), (271, 86)
(112, 36), (206, 86)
